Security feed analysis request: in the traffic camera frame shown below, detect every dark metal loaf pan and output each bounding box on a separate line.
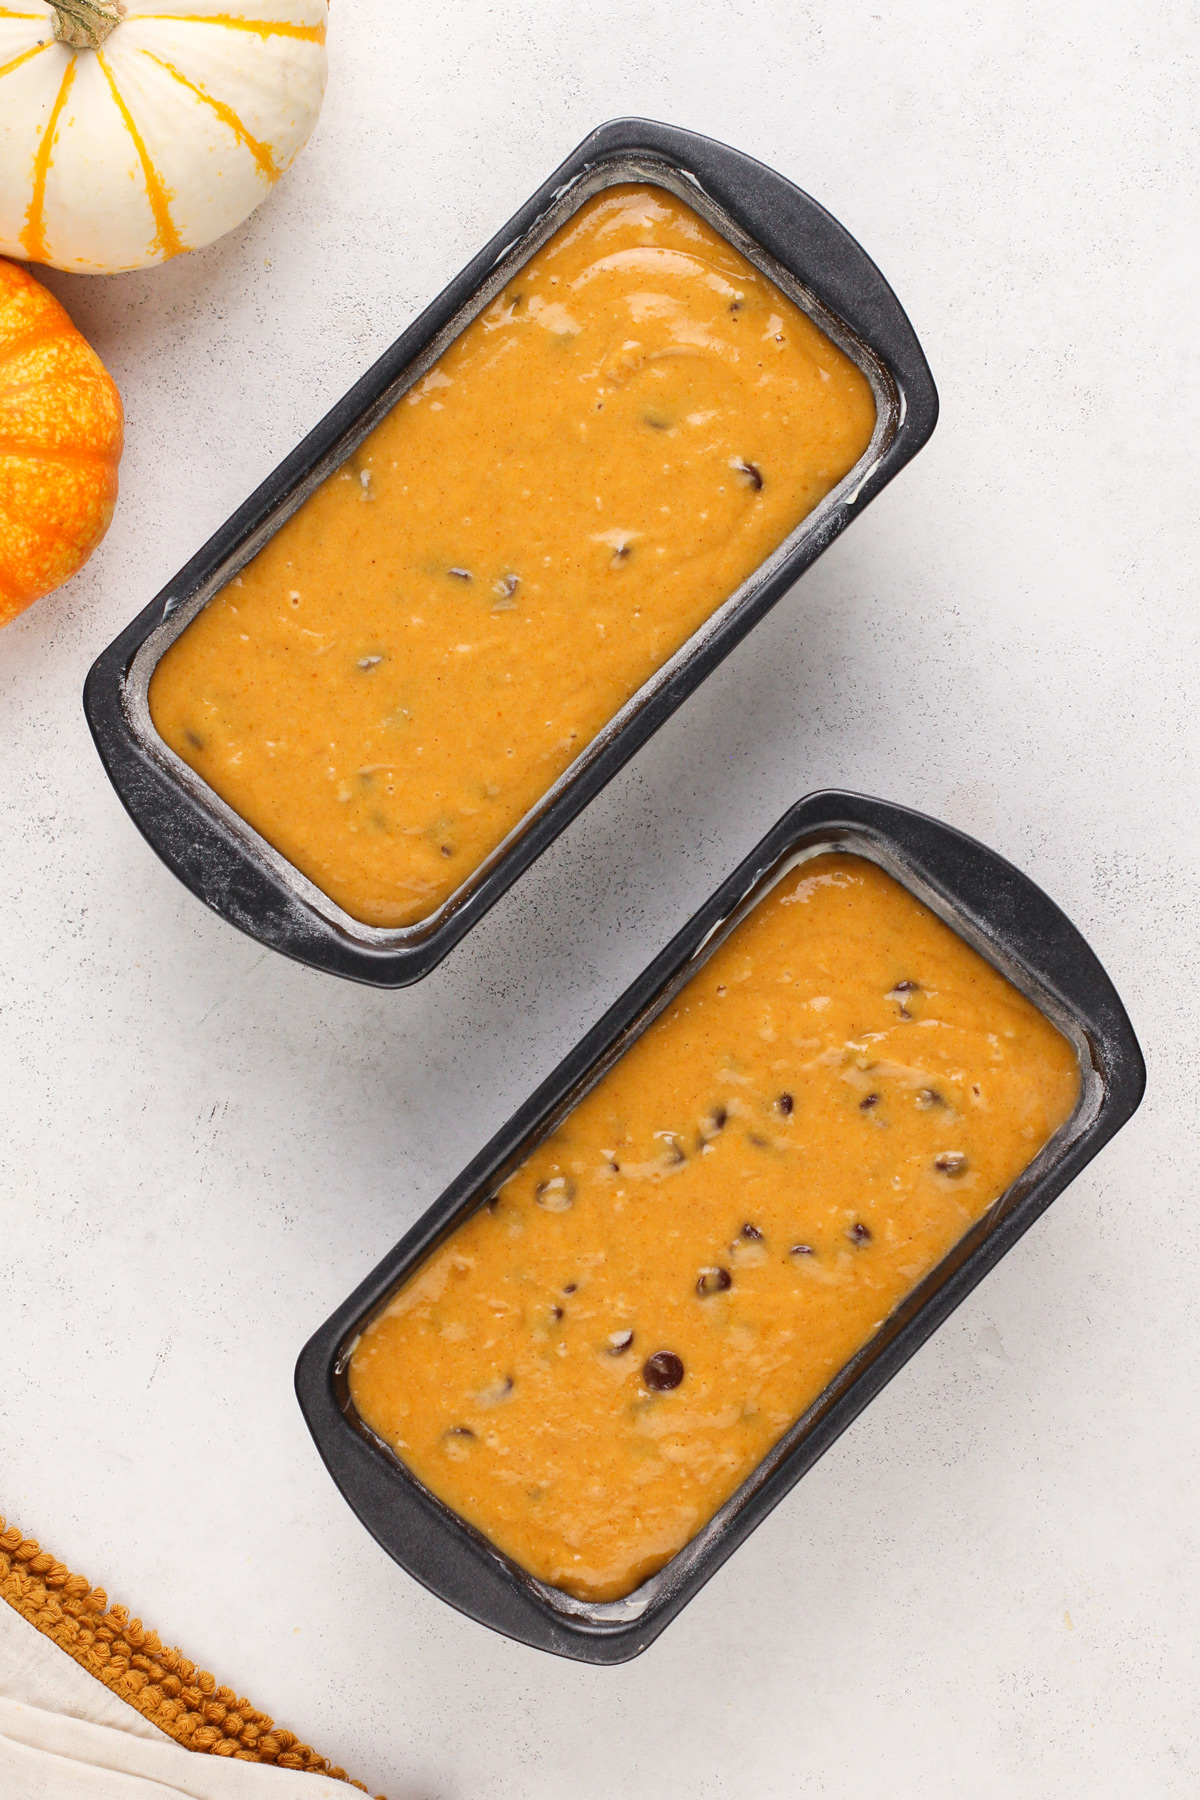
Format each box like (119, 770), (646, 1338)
(83, 120), (937, 986)
(295, 790), (1145, 1662)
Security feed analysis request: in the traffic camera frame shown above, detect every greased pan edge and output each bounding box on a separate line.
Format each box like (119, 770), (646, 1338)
(83, 119), (937, 986)
(294, 790), (1145, 1662)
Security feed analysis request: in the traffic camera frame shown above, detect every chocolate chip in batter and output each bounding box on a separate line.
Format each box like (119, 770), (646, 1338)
(848, 1221), (873, 1245)
(699, 1106), (727, 1145)
(916, 1088), (945, 1110)
(185, 730), (205, 750)
(934, 1152), (969, 1177)
(731, 457), (764, 491)
(607, 1329), (635, 1355)
(551, 1305), (564, 1321)
(777, 1092), (794, 1116)
(859, 1092), (881, 1111)
(888, 979), (920, 1019)
(445, 1425), (475, 1439)
(475, 1376), (514, 1406)
(661, 1134), (687, 1166)
(562, 1282), (578, 1294)
(696, 1265), (733, 1296)
(447, 566), (472, 581)
(535, 1175), (576, 1211)
(740, 1223), (764, 1240)
(357, 654), (384, 671)
(643, 1351), (685, 1391)
(789, 1242), (815, 1257)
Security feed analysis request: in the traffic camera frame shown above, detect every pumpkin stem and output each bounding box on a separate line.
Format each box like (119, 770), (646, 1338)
(51, 0), (125, 50)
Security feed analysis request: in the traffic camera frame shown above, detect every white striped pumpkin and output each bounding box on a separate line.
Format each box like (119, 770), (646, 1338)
(0, 0), (328, 274)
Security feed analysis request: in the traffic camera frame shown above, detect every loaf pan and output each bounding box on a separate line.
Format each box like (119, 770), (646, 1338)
(83, 120), (937, 986)
(295, 789), (1145, 1661)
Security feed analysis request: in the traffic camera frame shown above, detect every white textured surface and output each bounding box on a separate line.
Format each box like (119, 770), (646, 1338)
(2, 3), (1197, 1795)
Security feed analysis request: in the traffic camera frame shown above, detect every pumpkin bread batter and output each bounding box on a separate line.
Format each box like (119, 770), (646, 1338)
(348, 855), (1080, 1601)
(148, 185), (877, 926)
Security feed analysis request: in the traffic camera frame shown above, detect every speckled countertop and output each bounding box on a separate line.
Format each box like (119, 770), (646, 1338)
(3, 3), (1197, 1795)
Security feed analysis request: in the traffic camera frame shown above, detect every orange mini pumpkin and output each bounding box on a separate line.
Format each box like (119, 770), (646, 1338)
(0, 257), (123, 628)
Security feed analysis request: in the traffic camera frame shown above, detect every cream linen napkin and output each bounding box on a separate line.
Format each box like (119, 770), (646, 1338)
(0, 1600), (360, 1799)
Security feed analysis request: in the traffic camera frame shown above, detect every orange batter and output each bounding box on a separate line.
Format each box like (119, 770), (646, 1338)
(348, 855), (1080, 1601)
(148, 186), (877, 926)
